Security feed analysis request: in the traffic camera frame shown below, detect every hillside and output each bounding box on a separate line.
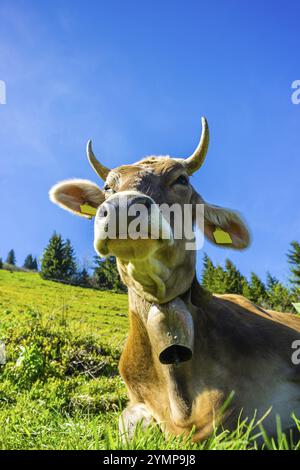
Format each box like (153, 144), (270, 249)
(0, 270), (128, 344)
(0, 270), (130, 450)
(0, 270), (299, 450)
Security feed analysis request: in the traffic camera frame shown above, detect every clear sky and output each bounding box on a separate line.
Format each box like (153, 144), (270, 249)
(0, 0), (299, 283)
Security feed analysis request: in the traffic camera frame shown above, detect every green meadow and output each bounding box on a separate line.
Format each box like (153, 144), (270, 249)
(0, 269), (299, 450)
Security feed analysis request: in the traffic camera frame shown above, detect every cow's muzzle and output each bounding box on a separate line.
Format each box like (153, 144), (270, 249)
(94, 191), (173, 259)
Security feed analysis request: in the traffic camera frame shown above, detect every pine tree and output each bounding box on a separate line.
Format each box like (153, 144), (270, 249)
(223, 259), (245, 294)
(266, 272), (279, 290)
(213, 265), (227, 294)
(62, 239), (77, 280)
(31, 257), (38, 271)
(6, 249), (16, 265)
(242, 277), (252, 299)
(267, 279), (295, 312)
(248, 272), (267, 305)
(23, 254), (38, 270)
(40, 233), (67, 280)
(93, 256), (126, 292)
(287, 241), (300, 289)
(202, 254), (239, 294)
(0, 257), (3, 269)
(23, 254), (34, 269)
(201, 254), (216, 292)
(77, 268), (90, 287)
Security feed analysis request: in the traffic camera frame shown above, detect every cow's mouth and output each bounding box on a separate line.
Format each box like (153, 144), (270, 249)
(95, 236), (169, 260)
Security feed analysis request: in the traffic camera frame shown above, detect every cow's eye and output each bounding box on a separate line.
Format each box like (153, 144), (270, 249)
(104, 184), (115, 193)
(172, 175), (189, 186)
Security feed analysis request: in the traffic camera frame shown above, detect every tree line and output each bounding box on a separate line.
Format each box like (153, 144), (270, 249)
(202, 241), (300, 312)
(0, 250), (38, 270)
(1, 235), (300, 309)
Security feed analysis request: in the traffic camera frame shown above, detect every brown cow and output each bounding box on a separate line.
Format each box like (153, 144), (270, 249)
(50, 117), (300, 442)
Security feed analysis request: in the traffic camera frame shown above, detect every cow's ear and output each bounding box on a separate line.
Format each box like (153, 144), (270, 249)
(203, 203), (251, 249)
(192, 191), (250, 249)
(49, 179), (105, 218)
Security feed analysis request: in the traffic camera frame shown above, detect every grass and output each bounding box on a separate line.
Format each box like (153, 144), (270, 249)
(0, 269), (300, 450)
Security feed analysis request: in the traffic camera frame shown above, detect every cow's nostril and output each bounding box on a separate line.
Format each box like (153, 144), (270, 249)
(99, 203), (109, 218)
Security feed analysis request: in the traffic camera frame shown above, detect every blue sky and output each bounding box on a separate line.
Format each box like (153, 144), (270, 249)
(0, 0), (299, 283)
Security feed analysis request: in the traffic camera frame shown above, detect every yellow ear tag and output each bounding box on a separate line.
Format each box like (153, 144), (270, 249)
(80, 204), (97, 217)
(213, 228), (232, 244)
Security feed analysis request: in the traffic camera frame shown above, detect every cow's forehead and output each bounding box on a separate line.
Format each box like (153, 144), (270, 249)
(108, 156), (185, 181)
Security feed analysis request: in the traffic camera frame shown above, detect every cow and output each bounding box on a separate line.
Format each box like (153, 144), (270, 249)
(50, 117), (300, 442)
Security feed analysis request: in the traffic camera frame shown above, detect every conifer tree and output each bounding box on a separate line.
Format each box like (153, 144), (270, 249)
(6, 249), (16, 265)
(213, 265), (227, 294)
(62, 239), (77, 280)
(287, 241), (300, 290)
(0, 257), (3, 269)
(202, 254), (235, 294)
(266, 272), (279, 290)
(201, 253), (216, 292)
(77, 268), (90, 287)
(248, 272), (267, 305)
(267, 280), (295, 312)
(93, 256), (126, 292)
(241, 277), (252, 299)
(223, 259), (245, 294)
(32, 257), (38, 271)
(40, 233), (67, 280)
(23, 254), (38, 270)
(23, 254), (34, 269)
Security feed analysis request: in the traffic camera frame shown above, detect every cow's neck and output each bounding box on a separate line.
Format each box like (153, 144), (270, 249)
(127, 284), (190, 322)
(116, 241), (196, 304)
(119, 257), (171, 304)
(126, 286), (197, 422)
(126, 276), (210, 321)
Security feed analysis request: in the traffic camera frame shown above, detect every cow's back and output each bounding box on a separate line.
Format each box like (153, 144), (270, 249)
(215, 293), (300, 332)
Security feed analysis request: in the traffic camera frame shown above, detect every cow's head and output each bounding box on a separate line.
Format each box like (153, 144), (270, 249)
(50, 118), (250, 304)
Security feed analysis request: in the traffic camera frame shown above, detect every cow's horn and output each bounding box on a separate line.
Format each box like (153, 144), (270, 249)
(86, 140), (110, 181)
(184, 116), (209, 174)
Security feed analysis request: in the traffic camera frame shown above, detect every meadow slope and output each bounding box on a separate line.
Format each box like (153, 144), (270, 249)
(0, 270), (299, 450)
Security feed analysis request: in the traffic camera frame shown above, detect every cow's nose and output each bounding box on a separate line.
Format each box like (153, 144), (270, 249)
(97, 195), (153, 222)
(98, 195), (152, 214)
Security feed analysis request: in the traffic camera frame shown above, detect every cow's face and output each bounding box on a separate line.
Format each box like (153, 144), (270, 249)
(50, 118), (250, 303)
